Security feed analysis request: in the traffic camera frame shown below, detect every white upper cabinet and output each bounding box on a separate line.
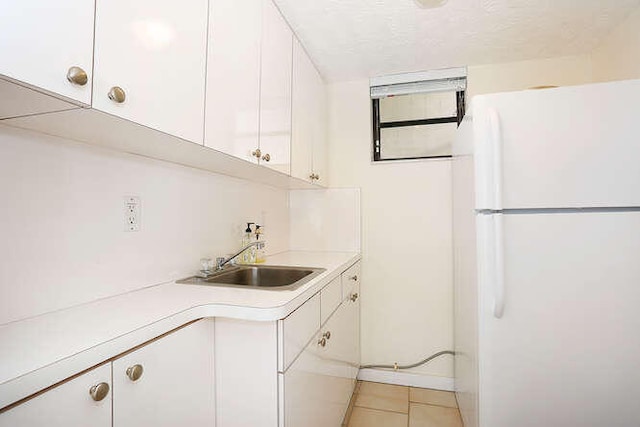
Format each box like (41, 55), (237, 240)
(0, 0), (95, 105)
(205, 0), (263, 163)
(291, 38), (328, 185)
(259, 0), (293, 174)
(311, 84), (328, 186)
(92, 0), (208, 143)
(291, 38), (314, 182)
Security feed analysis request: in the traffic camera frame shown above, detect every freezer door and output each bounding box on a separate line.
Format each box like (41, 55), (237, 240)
(476, 211), (640, 427)
(473, 79), (640, 210)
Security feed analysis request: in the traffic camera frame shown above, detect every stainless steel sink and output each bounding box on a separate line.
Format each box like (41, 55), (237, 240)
(176, 265), (326, 290)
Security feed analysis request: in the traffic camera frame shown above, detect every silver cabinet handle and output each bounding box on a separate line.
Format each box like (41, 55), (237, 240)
(252, 148), (262, 159)
(349, 275), (358, 281)
(322, 331), (331, 340)
(108, 86), (126, 103)
(317, 337), (327, 347)
(89, 382), (110, 401)
(261, 153), (271, 162)
(309, 173), (320, 181)
(350, 292), (359, 302)
(66, 66), (88, 86)
(126, 364), (144, 382)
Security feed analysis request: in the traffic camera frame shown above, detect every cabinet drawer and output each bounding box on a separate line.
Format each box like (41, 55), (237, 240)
(341, 261), (361, 301)
(320, 277), (342, 325)
(282, 293), (320, 370)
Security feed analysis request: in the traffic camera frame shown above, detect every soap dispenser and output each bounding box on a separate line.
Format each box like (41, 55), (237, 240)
(240, 222), (254, 264)
(255, 225), (266, 263)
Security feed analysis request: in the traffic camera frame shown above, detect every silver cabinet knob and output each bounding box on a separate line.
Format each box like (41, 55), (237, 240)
(108, 86), (126, 103)
(318, 337), (327, 347)
(89, 382), (110, 401)
(309, 173), (320, 181)
(349, 275), (358, 281)
(66, 66), (88, 86)
(350, 292), (359, 302)
(322, 331), (331, 340)
(261, 153), (271, 162)
(252, 148), (262, 159)
(126, 364), (144, 382)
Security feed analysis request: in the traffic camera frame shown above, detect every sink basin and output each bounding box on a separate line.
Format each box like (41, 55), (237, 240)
(176, 265), (326, 290)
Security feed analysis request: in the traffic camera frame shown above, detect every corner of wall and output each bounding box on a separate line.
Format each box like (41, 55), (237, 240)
(591, 6), (640, 82)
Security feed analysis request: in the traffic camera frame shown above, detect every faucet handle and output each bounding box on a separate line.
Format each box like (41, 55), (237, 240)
(200, 258), (213, 272)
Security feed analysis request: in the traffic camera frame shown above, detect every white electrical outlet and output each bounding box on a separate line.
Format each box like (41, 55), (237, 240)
(124, 196), (141, 232)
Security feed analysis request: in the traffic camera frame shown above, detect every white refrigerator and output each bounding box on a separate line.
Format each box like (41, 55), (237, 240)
(452, 79), (640, 427)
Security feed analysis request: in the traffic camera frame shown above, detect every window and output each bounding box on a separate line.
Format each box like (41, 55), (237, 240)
(371, 71), (466, 161)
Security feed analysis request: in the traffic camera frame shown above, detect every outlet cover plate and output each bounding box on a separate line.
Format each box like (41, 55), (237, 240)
(124, 196), (141, 232)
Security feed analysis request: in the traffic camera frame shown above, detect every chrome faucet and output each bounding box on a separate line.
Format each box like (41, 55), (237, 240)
(215, 241), (265, 271)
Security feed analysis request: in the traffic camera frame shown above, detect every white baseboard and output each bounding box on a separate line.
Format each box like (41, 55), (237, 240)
(357, 368), (454, 391)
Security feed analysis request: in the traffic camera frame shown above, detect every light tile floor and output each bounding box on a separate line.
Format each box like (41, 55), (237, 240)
(343, 381), (463, 427)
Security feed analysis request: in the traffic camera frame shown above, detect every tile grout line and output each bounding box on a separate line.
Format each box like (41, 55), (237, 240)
(346, 381), (463, 427)
(409, 400), (459, 409)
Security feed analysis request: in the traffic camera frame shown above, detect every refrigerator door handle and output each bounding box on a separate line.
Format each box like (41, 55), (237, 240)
(493, 213), (505, 318)
(488, 108), (503, 210)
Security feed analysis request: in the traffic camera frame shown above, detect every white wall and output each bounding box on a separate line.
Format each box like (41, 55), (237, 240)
(0, 125), (289, 325)
(466, 53), (594, 99)
(327, 80), (454, 379)
(592, 6), (640, 82)
(289, 188), (361, 253)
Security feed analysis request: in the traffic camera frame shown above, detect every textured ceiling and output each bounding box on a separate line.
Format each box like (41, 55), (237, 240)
(273, 0), (640, 82)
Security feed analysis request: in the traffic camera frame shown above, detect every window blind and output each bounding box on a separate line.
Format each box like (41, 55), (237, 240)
(370, 77), (467, 99)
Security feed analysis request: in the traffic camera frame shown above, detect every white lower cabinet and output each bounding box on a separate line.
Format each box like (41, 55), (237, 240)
(0, 364), (112, 427)
(1, 265), (359, 427)
(112, 319), (215, 427)
(214, 318), (279, 427)
(283, 336), (331, 427)
(284, 290), (360, 427)
(0, 319), (215, 427)
(214, 262), (361, 427)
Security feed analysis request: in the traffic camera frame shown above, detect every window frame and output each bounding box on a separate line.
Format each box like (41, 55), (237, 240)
(372, 90), (466, 162)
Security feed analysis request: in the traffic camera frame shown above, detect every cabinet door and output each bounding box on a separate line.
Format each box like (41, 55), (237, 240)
(259, 0), (293, 174)
(291, 36), (327, 185)
(291, 38), (314, 182)
(205, 0), (262, 163)
(284, 333), (333, 427)
(93, 0), (208, 143)
(0, 364), (111, 427)
(321, 300), (359, 417)
(344, 283), (361, 381)
(112, 320), (215, 427)
(0, 0), (94, 105)
(310, 76), (328, 186)
(284, 301), (359, 427)
(291, 38), (316, 181)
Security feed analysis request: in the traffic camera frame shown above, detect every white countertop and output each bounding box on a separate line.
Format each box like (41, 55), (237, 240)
(0, 251), (360, 409)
